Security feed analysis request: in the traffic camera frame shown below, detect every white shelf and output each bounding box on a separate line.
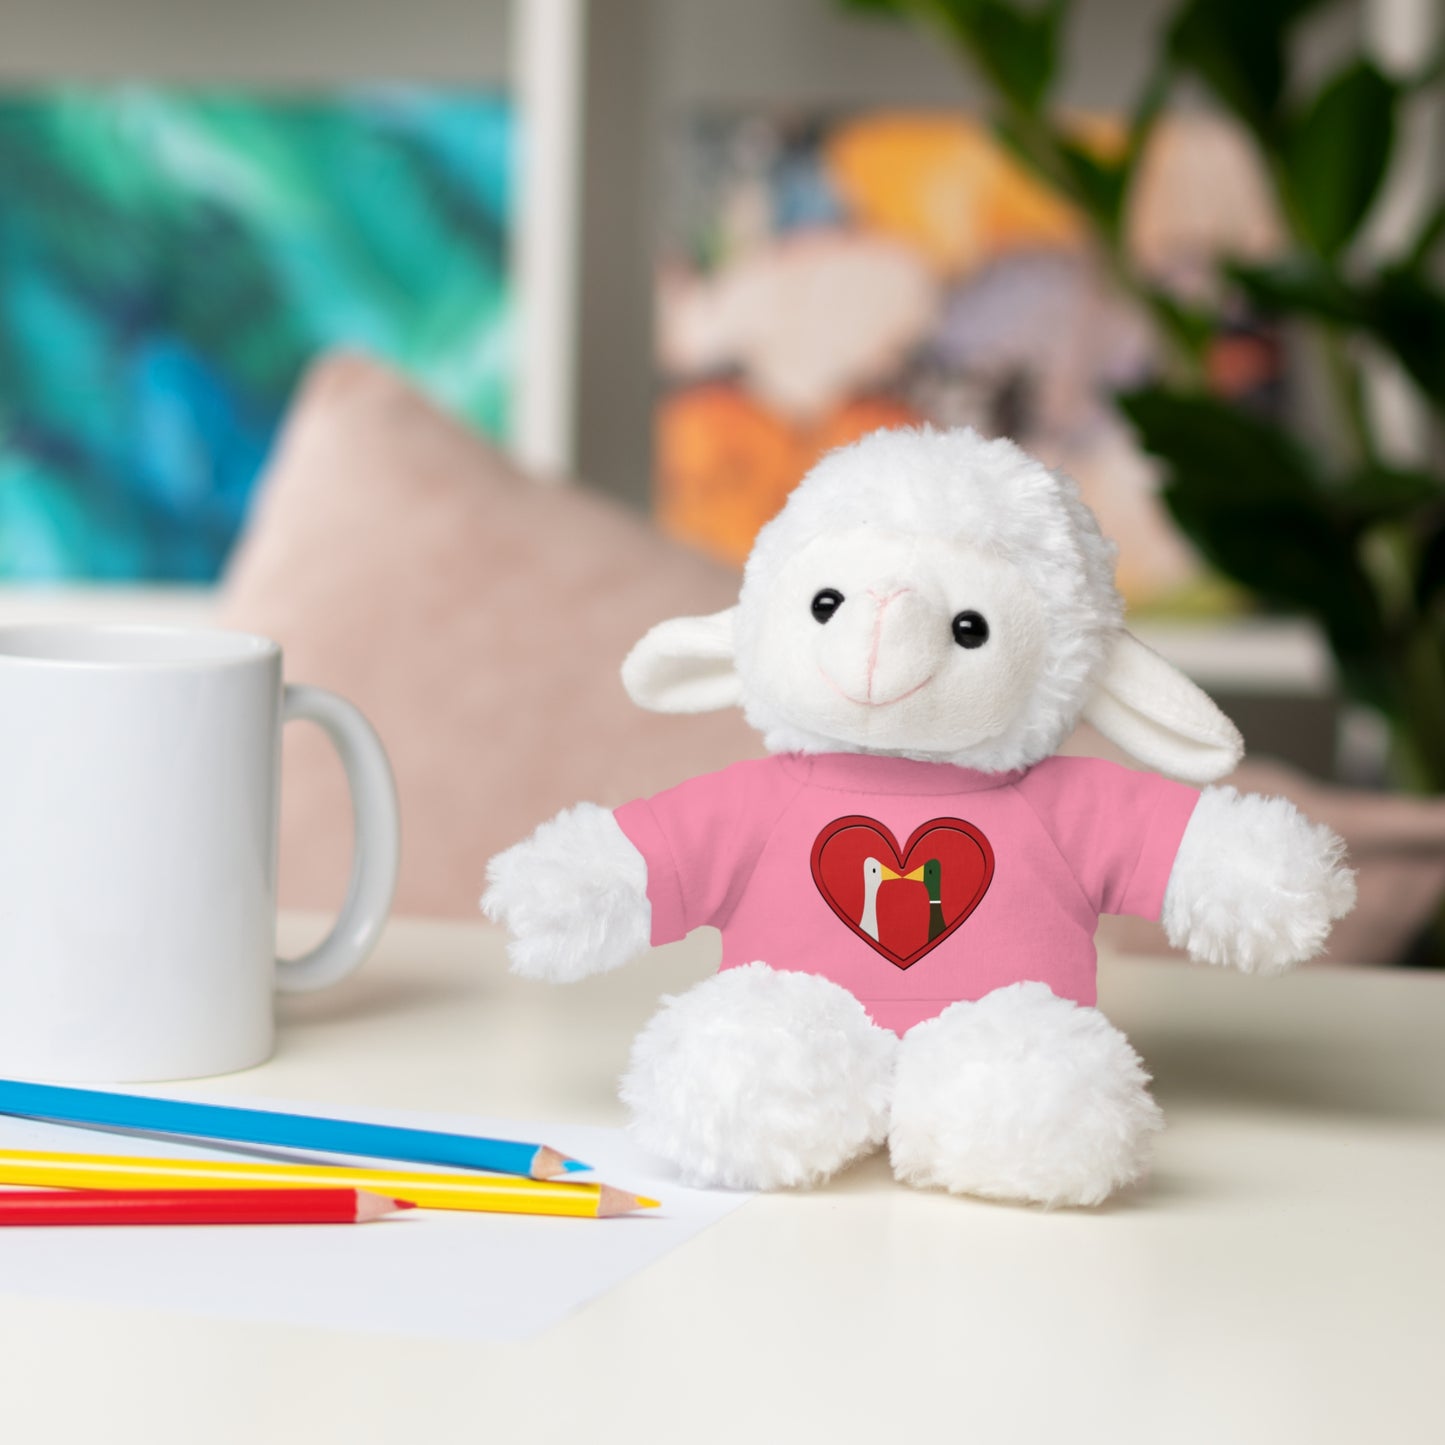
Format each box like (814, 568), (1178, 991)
(0, 586), (217, 630)
(1132, 617), (1336, 696)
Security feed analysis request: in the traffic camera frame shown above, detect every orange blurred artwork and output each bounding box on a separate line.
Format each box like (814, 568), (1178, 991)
(656, 108), (1286, 606)
(824, 113), (1083, 275)
(657, 386), (923, 568)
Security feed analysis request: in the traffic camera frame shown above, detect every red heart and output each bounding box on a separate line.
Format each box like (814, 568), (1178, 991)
(810, 815), (994, 969)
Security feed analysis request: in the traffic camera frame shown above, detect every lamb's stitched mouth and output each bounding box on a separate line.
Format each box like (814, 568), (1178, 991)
(818, 666), (935, 708)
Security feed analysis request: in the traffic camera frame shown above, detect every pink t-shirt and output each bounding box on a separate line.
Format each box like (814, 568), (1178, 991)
(614, 752), (1199, 1035)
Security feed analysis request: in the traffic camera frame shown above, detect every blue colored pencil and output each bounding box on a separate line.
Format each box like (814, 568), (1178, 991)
(0, 1079), (591, 1179)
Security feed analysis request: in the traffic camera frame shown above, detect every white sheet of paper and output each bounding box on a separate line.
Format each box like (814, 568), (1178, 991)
(0, 1099), (752, 1341)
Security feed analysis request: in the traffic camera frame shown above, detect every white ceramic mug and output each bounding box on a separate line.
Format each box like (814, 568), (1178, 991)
(0, 624), (400, 1082)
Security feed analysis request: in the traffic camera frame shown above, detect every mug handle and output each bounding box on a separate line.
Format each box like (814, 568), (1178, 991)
(274, 684), (400, 994)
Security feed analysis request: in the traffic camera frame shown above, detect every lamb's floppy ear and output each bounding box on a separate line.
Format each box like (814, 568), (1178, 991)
(1081, 631), (1243, 784)
(621, 608), (743, 713)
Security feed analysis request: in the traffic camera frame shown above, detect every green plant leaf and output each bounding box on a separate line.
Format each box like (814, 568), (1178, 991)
(1368, 267), (1445, 404)
(1227, 259), (1363, 323)
(1283, 61), (1397, 257)
(1166, 486), (1384, 665)
(1054, 135), (1127, 232)
(1406, 197), (1445, 268)
(1333, 466), (1445, 526)
(931, 0), (1070, 115)
(1167, 0), (1332, 138)
(1145, 291), (1217, 359)
(1417, 517), (1445, 613)
(1119, 386), (1385, 666)
(1117, 388), (1322, 502)
(1231, 260), (1445, 409)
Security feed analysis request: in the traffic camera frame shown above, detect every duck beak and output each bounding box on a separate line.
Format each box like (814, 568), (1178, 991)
(879, 864), (900, 881)
(903, 866), (925, 882)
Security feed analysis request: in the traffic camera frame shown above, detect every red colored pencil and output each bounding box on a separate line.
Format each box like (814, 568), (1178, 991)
(0, 1188), (414, 1226)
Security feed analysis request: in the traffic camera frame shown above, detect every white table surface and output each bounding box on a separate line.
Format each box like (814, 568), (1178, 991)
(2, 916), (1442, 1445)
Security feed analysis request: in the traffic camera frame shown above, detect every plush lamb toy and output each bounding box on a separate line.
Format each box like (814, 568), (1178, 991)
(483, 426), (1356, 1207)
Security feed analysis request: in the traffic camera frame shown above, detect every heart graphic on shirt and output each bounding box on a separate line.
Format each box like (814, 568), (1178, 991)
(810, 815), (994, 969)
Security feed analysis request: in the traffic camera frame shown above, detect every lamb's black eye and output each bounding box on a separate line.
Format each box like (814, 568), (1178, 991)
(952, 610), (989, 649)
(811, 588), (844, 623)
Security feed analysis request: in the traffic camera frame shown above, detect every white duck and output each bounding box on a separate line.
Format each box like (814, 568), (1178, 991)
(859, 857), (897, 940)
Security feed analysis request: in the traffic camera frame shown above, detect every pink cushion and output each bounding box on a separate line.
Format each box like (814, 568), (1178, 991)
(219, 353), (760, 918)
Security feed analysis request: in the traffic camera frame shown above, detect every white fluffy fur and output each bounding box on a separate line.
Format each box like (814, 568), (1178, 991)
(481, 803), (651, 982)
(621, 963), (897, 1189)
(888, 982), (1163, 1207)
(1162, 786), (1357, 976)
(623, 426), (1247, 783)
(741, 528), (1055, 759)
(736, 426), (1123, 772)
(1083, 633), (1243, 784)
(485, 425), (1357, 1205)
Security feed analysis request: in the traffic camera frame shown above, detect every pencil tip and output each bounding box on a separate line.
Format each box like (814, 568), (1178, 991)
(596, 1185), (660, 1217)
(532, 1148), (591, 1178)
(356, 1191), (417, 1222)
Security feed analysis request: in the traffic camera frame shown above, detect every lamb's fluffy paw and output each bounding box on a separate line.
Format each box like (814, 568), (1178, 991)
(888, 982), (1162, 1208)
(480, 803), (651, 982)
(621, 963), (897, 1189)
(1163, 786), (1357, 976)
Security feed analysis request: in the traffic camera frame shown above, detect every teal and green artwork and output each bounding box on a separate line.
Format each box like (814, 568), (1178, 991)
(0, 86), (514, 581)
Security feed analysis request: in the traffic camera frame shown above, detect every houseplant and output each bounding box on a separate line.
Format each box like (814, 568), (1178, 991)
(843, 0), (1444, 802)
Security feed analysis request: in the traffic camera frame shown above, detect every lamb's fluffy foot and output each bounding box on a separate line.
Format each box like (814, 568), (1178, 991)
(621, 963), (897, 1189)
(888, 982), (1162, 1207)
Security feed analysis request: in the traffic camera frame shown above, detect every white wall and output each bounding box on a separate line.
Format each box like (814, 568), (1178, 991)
(659, 0), (1177, 110)
(0, 0), (1391, 506)
(0, 0), (510, 83)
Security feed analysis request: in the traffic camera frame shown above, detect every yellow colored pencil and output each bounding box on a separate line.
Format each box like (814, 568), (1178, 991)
(0, 1150), (658, 1218)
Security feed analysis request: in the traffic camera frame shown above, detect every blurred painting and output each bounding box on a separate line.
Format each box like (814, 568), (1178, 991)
(656, 110), (1285, 612)
(0, 86), (513, 581)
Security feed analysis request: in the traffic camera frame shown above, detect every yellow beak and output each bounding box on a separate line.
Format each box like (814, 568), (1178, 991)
(878, 865), (925, 882)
